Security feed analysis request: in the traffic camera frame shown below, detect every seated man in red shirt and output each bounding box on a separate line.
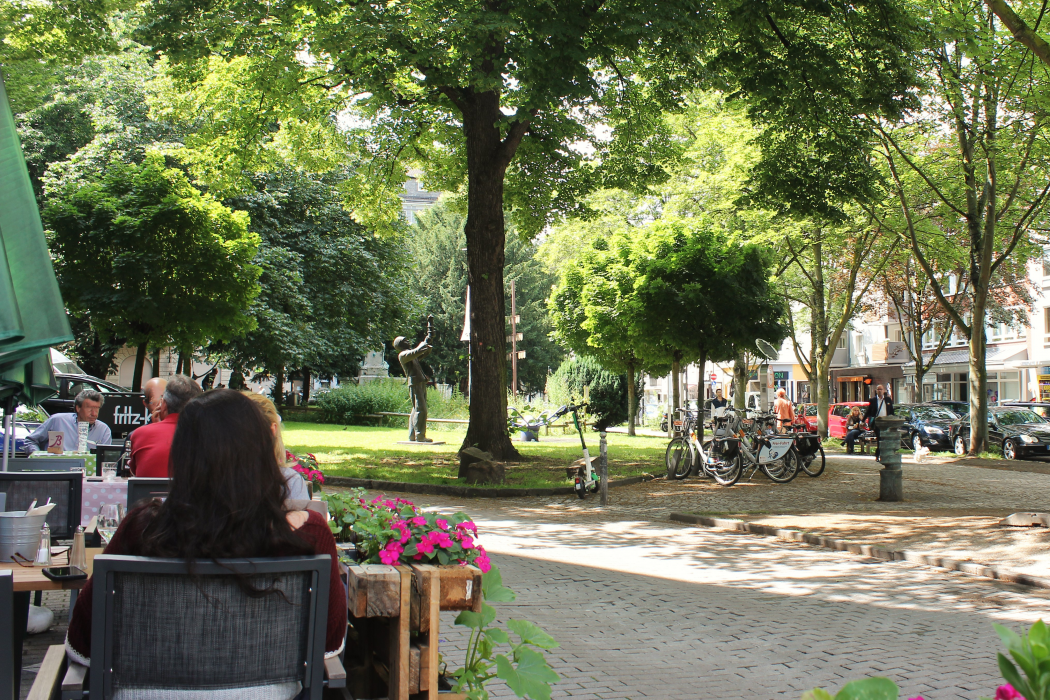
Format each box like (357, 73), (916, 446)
(128, 375), (202, 477)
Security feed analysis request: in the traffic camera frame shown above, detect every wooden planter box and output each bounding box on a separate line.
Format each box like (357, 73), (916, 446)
(344, 562), (481, 700)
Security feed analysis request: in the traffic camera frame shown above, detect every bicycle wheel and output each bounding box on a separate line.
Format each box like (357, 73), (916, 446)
(800, 444), (826, 477)
(761, 448), (800, 483)
(711, 452), (742, 486)
(665, 437), (692, 480)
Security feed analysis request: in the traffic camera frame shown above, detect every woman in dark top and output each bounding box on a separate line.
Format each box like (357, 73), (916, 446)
(66, 389), (346, 665)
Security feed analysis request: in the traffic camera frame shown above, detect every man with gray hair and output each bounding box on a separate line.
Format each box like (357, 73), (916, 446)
(25, 389), (113, 453)
(128, 375), (203, 477)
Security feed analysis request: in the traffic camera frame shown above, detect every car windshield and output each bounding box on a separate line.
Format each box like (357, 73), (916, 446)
(997, 410), (1043, 425)
(911, 406), (956, 421)
(805, 405), (817, 416)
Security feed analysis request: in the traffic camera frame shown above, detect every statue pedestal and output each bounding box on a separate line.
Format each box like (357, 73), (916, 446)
(396, 441), (446, 446)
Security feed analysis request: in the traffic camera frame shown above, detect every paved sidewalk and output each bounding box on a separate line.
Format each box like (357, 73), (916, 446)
(418, 494), (1050, 699)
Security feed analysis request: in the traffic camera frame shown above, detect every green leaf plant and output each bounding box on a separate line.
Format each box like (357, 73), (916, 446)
(450, 565), (559, 700)
(802, 678), (900, 700)
(990, 620), (1050, 700)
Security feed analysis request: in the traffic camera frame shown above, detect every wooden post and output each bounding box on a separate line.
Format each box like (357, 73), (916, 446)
(388, 567), (412, 700)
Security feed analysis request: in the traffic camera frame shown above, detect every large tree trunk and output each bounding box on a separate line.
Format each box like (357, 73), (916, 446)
(150, 348), (160, 379)
(302, 368), (311, 406)
(969, 317), (989, 454)
(459, 90), (520, 469)
(668, 353), (681, 438)
(626, 359), (636, 437)
(694, 348), (707, 445)
(733, 351), (748, 410)
(274, 364), (285, 409)
(131, 341), (148, 392)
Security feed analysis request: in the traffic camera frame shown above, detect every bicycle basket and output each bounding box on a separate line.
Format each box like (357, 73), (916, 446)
(795, 435), (820, 456)
(712, 437), (740, 458)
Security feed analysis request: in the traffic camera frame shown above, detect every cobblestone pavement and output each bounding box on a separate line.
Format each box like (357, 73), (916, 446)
(419, 495), (1050, 700)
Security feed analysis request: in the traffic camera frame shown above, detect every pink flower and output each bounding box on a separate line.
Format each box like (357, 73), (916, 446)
(398, 524), (411, 544)
(436, 518), (449, 530)
(417, 539), (435, 554)
(474, 552), (491, 573)
(459, 536), (475, 550)
(379, 548), (400, 565)
(411, 516), (427, 527)
(413, 553), (423, 560)
(996, 685), (1025, 700)
(456, 521), (478, 533)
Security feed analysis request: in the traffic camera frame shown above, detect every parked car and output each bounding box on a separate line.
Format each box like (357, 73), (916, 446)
(0, 420), (40, 454)
(999, 401), (1050, 421)
(796, 403), (819, 431)
(827, 402), (870, 438)
(896, 403), (958, 452)
(949, 406), (1050, 459)
(929, 400), (968, 417)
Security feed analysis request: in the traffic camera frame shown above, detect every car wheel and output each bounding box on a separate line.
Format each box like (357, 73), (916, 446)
(1004, 439), (1018, 460)
(912, 434), (923, 452)
(954, 437), (966, 456)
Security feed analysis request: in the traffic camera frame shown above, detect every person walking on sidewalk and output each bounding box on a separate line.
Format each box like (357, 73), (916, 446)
(844, 406), (865, 454)
(863, 384), (894, 460)
(773, 388), (795, 433)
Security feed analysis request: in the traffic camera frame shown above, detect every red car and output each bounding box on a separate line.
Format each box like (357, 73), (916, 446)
(796, 403), (819, 431)
(827, 402), (870, 438)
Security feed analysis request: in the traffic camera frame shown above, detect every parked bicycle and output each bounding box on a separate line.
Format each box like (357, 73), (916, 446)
(664, 408), (741, 486)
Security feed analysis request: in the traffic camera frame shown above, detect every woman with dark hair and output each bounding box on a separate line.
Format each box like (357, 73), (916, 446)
(65, 389), (346, 666)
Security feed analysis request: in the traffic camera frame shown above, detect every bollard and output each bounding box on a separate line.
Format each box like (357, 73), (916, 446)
(599, 431), (609, 506)
(873, 415), (906, 502)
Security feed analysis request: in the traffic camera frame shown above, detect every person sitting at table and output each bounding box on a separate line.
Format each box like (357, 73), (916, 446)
(127, 375), (202, 477)
(245, 392), (310, 501)
(64, 389), (347, 668)
(142, 376), (167, 423)
(25, 389), (112, 453)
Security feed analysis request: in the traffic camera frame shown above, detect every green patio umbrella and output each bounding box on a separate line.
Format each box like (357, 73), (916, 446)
(0, 69), (74, 465)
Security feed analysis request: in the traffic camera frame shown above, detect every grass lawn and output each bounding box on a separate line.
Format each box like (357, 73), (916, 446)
(283, 423), (667, 488)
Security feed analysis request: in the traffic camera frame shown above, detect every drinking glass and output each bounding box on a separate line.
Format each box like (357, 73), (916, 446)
(97, 503), (124, 546)
(102, 461), (117, 482)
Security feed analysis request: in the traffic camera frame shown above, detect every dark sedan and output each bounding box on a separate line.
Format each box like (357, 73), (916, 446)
(930, 400), (968, 416)
(949, 407), (1050, 459)
(896, 403), (958, 452)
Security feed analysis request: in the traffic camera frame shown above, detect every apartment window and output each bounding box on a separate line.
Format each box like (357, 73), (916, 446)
(1043, 256), (1050, 278)
(892, 329), (904, 342)
(837, 336), (847, 349)
(1045, 308), (1050, 337)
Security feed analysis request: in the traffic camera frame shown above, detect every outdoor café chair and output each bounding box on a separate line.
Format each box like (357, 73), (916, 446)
(29, 554), (346, 700)
(0, 471), (83, 539)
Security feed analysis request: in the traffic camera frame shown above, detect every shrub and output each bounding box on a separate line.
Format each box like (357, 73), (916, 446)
(316, 379), (408, 423)
(315, 379), (470, 427)
(547, 355), (640, 430)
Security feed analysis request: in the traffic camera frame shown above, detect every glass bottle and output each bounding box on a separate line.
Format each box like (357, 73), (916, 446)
(71, 525), (86, 570)
(34, 522), (52, 566)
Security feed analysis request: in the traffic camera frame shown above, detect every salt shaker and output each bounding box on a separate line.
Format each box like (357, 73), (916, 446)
(34, 522), (52, 566)
(71, 525), (86, 570)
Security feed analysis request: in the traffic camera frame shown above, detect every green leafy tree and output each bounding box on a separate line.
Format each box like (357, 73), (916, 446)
(548, 355), (640, 432)
(43, 153), (261, 390)
(217, 169), (410, 404)
(629, 218), (785, 439)
(549, 238), (669, 435)
(138, 0), (917, 463)
(865, 0), (1050, 452)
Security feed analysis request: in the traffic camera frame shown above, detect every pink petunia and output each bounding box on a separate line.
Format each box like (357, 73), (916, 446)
(996, 685), (1025, 700)
(379, 548), (400, 565)
(473, 552), (491, 573)
(417, 539), (435, 554)
(459, 536), (475, 550)
(398, 525), (411, 544)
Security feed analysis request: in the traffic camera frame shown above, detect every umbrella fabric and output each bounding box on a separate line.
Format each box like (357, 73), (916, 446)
(0, 70), (73, 380)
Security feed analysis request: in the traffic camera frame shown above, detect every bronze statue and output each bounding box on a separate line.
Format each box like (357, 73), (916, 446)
(394, 315), (434, 442)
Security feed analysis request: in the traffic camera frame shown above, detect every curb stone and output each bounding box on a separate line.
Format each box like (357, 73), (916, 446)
(669, 512), (1050, 590)
(326, 475), (654, 498)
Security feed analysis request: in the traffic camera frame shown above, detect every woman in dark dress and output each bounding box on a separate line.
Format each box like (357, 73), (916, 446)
(65, 389), (346, 666)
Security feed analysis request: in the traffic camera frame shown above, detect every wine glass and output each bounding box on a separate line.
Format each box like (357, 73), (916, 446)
(97, 503), (124, 546)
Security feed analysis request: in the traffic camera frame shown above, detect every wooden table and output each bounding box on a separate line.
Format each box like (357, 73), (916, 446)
(3, 547), (102, 696)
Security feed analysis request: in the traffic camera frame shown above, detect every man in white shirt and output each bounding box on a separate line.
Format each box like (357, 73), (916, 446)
(25, 389), (112, 453)
(863, 384), (894, 461)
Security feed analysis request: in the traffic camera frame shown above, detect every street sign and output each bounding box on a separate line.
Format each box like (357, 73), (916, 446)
(506, 350), (526, 360)
(710, 373), (716, 381)
(506, 333), (523, 342)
